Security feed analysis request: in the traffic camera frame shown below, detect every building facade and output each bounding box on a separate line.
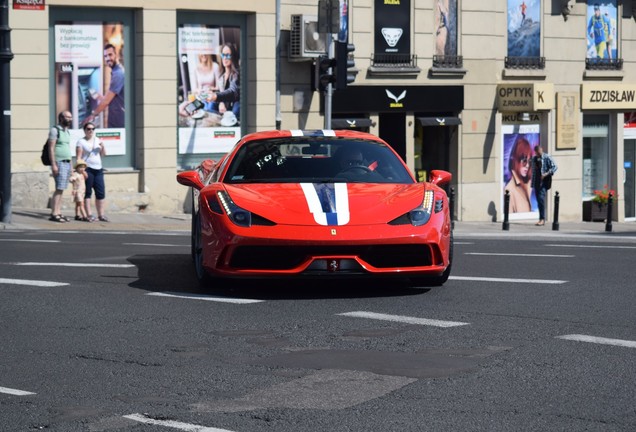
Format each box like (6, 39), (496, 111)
(6, 0), (636, 222)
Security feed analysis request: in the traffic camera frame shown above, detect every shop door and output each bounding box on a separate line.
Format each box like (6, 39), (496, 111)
(379, 113), (406, 162)
(625, 139), (635, 219)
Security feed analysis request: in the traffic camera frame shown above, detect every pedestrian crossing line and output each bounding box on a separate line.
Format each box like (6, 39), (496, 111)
(123, 413), (235, 431)
(337, 311), (469, 328)
(146, 292), (264, 304)
(0, 278), (69, 287)
(0, 386), (36, 396)
(465, 252), (574, 258)
(123, 242), (188, 247)
(0, 239), (60, 243)
(556, 334), (636, 349)
(546, 244), (636, 250)
(13, 262), (134, 268)
(450, 276), (567, 284)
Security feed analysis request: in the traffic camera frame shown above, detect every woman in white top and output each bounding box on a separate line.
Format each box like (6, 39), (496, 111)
(75, 122), (108, 222)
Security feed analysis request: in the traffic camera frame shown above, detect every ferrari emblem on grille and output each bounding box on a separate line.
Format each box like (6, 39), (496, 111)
(331, 229), (337, 235)
(328, 259), (340, 272)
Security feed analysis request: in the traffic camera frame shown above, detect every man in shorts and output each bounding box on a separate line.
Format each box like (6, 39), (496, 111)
(47, 111), (73, 222)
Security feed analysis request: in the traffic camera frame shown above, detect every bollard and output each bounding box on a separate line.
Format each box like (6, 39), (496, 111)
(552, 191), (560, 231)
(449, 187), (455, 231)
(502, 190), (510, 231)
(605, 192), (613, 232)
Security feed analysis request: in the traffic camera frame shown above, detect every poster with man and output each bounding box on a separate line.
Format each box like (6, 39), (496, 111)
(54, 23), (126, 155)
(177, 24), (242, 155)
(507, 0), (540, 58)
(586, 2), (617, 61)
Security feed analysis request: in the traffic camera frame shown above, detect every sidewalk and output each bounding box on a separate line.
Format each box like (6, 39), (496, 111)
(1, 208), (190, 232)
(1, 207), (635, 239)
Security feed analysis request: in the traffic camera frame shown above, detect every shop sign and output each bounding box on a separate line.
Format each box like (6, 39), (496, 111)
(13, 0), (44, 10)
(556, 92), (578, 150)
(497, 83), (554, 112)
(581, 84), (636, 110)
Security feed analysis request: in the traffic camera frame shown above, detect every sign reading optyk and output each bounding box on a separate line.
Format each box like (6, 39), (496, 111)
(496, 83), (554, 112)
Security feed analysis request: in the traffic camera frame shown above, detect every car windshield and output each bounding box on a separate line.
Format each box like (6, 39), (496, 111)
(224, 137), (414, 184)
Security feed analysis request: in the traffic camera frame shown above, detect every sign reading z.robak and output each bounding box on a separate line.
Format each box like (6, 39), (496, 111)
(581, 84), (636, 110)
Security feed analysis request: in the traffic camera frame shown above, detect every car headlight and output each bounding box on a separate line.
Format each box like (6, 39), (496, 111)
(388, 190), (434, 226)
(216, 191), (252, 227)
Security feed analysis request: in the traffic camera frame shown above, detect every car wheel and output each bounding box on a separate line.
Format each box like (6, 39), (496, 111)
(410, 230), (453, 287)
(190, 190), (196, 261)
(192, 209), (213, 288)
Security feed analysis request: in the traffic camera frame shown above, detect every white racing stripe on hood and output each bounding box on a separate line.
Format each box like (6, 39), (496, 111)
(300, 183), (350, 226)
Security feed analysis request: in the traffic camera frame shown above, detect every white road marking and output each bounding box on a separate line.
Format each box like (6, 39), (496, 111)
(454, 241), (474, 245)
(0, 278), (68, 287)
(464, 252), (574, 258)
(556, 334), (636, 349)
(0, 239), (60, 243)
(0, 386), (36, 396)
(123, 413), (235, 431)
(123, 243), (188, 247)
(13, 262), (134, 268)
(146, 292), (264, 304)
(338, 311), (469, 328)
(450, 276), (567, 284)
(546, 244), (636, 250)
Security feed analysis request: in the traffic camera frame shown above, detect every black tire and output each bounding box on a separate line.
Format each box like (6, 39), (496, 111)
(190, 190), (197, 261)
(192, 209), (213, 288)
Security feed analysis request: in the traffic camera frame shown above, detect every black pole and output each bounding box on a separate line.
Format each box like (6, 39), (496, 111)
(0, 0), (13, 224)
(449, 187), (455, 231)
(502, 190), (510, 231)
(552, 191), (560, 231)
(605, 192), (613, 232)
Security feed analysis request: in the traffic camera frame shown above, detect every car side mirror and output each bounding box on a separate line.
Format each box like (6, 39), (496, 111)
(429, 170), (452, 187)
(177, 171), (205, 191)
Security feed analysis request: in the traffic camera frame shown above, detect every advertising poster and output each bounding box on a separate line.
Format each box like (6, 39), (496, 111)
(434, 0), (457, 57)
(502, 124), (540, 219)
(507, 0), (540, 58)
(177, 24), (242, 155)
(586, 1), (617, 60)
(374, 0), (410, 56)
(54, 23), (126, 156)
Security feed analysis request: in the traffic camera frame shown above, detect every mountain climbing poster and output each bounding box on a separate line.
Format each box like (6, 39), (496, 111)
(507, 0), (540, 58)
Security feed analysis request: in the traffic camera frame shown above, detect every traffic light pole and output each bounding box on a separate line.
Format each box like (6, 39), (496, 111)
(323, 35), (333, 130)
(0, 0), (14, 224)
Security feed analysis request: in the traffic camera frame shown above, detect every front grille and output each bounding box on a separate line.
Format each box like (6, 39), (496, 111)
(229, 244), (433, 270)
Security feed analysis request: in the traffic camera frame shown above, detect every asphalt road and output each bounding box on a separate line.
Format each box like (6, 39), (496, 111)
(1, 228), (636, 431)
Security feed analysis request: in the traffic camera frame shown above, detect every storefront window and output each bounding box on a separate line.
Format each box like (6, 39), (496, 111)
(582, 114), (610, 200)
(49, 8), (134, 169)
(177, 13), (246, 170)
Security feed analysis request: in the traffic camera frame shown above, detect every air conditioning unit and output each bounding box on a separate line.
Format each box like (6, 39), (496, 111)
(289, 14), (327, 61)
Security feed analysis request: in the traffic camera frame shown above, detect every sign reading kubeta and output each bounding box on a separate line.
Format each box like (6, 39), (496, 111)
(497, 83), (554, 112)
(581, 84), (636, 110)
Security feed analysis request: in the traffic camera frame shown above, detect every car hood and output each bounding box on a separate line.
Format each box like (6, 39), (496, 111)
(223, 183), (426, 226)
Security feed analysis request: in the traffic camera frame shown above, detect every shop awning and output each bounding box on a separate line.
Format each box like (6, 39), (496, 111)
(417, 116), (462, 126)
(331, 118), (374, 129)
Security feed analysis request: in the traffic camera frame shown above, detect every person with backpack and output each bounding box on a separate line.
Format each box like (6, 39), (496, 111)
(531, 145), (558, 226)
(47, 111), (73, 223)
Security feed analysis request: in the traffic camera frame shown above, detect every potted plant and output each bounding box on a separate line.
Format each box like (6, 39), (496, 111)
(583, 185), (618, 222)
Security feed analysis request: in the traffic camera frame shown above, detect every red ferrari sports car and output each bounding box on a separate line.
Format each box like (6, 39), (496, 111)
(177, 129), (453, 287)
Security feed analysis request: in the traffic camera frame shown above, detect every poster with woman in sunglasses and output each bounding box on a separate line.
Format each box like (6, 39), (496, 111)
(177, 25), (241, 156)
(503, 125), (540, 215)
